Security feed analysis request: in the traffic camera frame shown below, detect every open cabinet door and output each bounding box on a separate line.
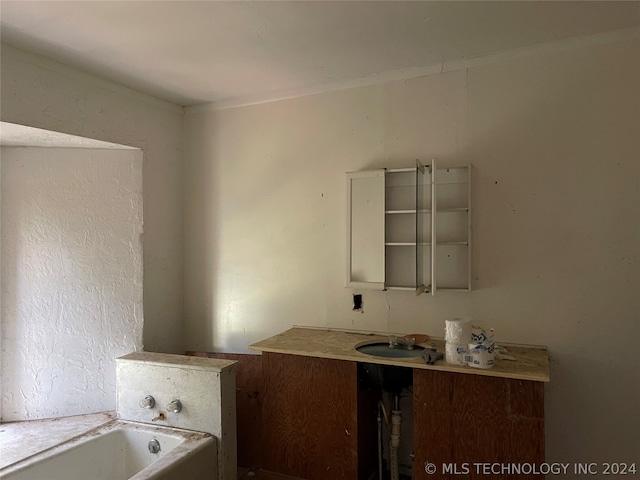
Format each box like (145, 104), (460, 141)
(430, 158), (437, 295)
(346, 170), (385, 289)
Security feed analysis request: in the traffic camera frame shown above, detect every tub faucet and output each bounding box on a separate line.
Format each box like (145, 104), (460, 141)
(152, 412), (166, 422)
(166, 399), (182, 413)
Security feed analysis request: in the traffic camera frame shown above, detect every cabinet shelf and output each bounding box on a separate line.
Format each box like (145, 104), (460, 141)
(385, 209), (418, 214)
(385, 286), (468, 292)
(386, 285), (420, 291)
(385, 207), (469, 214)
(386, 167), (417, 173)
(432, 241), (469, 246)
(385, 241), (469, 246)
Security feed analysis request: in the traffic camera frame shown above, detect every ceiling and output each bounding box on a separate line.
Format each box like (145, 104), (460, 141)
(1, 1), (638, 108)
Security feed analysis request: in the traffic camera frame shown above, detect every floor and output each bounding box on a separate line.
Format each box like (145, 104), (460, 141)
(238, 467), (261, 478)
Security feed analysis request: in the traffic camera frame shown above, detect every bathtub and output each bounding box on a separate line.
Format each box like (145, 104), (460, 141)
(0, 414), (217, 480)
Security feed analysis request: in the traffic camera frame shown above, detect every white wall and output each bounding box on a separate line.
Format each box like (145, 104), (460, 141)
(184, 38), (639, 469)
(1, 147), (143, 421)
(0, 45), (185, 353)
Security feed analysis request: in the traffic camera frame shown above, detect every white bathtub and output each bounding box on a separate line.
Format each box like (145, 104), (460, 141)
(0, 416), (216, 480)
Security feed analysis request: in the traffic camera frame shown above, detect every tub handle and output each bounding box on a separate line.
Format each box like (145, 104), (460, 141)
(166, 399), (182, 413)
(139, 395), (155, 409)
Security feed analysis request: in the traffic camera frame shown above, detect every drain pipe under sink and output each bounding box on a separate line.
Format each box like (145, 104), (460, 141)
(390, 394), (402, 480)
(377, 400), (389, 480)
(378, 404), (383, 480)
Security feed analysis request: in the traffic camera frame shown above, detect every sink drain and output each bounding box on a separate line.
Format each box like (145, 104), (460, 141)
(148, 439), (161, 454)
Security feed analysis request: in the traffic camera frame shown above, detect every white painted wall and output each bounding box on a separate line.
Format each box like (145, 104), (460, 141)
(1, 147), (143, 421)
(0, 45), (185, 353)
(184, 38), (639, 469)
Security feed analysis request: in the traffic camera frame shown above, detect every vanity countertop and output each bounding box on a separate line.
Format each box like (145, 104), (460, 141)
(249, 327), (550, 382)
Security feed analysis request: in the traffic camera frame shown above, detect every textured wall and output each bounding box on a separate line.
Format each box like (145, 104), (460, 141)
(0, 45), (184, 353)
(184, 37), (639, 470)
(1, 147), (143, 421)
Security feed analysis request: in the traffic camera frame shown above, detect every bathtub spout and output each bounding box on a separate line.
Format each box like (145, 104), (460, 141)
(151, 412), (166, 422)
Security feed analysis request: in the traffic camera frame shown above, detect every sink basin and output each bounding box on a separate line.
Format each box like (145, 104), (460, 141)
(356, 341), (425, 359)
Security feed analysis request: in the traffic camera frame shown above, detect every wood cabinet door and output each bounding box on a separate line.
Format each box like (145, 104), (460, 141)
(413, 369), (544, 480)
(262, 352), (360, 480)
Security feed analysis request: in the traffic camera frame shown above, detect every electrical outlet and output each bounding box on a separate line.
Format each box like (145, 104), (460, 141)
(353, 294), (363, 311)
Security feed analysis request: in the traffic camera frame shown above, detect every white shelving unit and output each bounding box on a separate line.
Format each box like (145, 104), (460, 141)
(347, 161), (471, 295)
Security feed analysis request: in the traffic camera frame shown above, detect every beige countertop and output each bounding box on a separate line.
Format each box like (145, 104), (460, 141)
(249, 327), (550, 382)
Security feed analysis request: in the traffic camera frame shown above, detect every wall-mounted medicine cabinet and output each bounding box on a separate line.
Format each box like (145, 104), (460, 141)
(346, 160), (471, 295)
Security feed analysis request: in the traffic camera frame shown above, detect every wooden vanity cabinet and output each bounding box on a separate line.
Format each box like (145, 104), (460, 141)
(413, 369), (545, 480)
(261, 351), (545, 480)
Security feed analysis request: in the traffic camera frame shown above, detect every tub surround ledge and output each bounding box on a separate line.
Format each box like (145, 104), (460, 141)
(0, 412), (116, 470)
(249, 326), (550, 382)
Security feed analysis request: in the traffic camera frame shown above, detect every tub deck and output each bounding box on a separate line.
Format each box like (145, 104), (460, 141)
(0, 412), (116, 469)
